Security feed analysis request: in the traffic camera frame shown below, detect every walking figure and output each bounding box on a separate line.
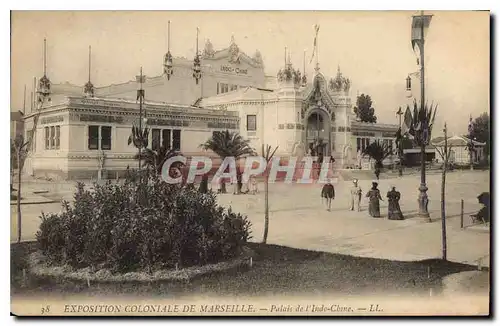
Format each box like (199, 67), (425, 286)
(366, 181), (383, 218)
(387, 186), (404, 220)
(248, 175), (258, 194)
(349, 179), (362, 212)
(374, 164), (381, 180)
(321, 179), (335, 211)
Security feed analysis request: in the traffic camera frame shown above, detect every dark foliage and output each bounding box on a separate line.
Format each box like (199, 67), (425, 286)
(353, 94), (377, 123)
(469, 112), (490, 157)
(362, 140), (393, 168)
(35, 169), (252, 274)
(199, 130), (255, 194)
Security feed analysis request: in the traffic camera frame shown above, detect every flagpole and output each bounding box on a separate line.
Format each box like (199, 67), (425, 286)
(315, 26), (319, 72)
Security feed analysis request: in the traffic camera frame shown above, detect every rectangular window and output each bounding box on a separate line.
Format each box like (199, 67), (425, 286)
(88, 126), (99, 150)
(101, 126), (112, 150)
(162, 129), (171, 149)
(389, 140), (393, 154)
(172, 130), (181, 151)
(247, 115), (257, 131)
(44, 127), (50, 150)
(55, 126), (60, 149)
(356, 138), (361, 152)
(50, 126), (55, 149)
(152, 129), (161, 151)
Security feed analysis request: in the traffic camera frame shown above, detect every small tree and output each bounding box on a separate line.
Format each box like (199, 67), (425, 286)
(12, 135), (30, 243)
(403, 100), (438, 221)
(261, 144), (279, 244)
(469, 112), (490, 160)
(135, 145), (183, 175)
(353, 94), (377, 123)
(433, 124), (453, 260)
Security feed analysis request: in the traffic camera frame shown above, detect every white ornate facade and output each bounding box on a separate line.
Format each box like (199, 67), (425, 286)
(23, 36), (398, 180)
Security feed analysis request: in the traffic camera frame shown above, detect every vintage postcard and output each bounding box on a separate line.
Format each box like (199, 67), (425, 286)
(10, 10), (490, 316)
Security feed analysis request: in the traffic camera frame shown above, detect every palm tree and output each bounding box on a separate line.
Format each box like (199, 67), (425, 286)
(199, 130), (255, 194)
(403, 100), (438, 221)
(12, 134), (30, 243)
(135, 145), (184, 175)
(127, 124), (150, 169)
(362, 140), (393, 178)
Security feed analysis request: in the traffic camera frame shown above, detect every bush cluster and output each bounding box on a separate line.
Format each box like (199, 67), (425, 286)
(36, 169), (252, 274)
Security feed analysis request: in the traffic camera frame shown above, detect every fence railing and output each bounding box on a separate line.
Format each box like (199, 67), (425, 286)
(460, 198), (490, 229)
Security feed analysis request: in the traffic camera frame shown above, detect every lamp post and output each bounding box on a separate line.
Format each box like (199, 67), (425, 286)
(411, 10), (432, 221)
(163, 20), (173, 80)
(136, 67), (146, 171)
(396, 106), (404, 176)
(193, 27), (202, 84)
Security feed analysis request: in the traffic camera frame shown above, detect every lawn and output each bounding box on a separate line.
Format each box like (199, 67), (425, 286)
(11, 241), (482, 298)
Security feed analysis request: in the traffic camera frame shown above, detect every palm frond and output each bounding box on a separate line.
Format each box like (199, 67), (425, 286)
(200, 129), (255, 159)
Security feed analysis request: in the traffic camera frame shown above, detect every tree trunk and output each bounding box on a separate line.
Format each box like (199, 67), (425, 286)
(16, 152), (22, 243)
(220, 181), (226, 194)
(441, 134), (448, 260)
(441, 164), (447, 260)
(262, 175), (269, 244)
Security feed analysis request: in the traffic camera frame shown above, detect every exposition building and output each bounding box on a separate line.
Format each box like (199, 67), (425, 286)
(23, 36), (398, 180)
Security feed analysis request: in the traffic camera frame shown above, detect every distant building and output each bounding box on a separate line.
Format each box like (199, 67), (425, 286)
(10, 110), (24, 140)
(432, 135), (486, 165)
(23, 36), (398, 180)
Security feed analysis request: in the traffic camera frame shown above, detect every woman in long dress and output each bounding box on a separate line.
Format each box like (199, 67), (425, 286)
(387, 186), (404, 220)
(366, 182), (383, 217)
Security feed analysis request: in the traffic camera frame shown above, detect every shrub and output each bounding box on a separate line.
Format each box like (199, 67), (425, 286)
(36, 169), (252, 274)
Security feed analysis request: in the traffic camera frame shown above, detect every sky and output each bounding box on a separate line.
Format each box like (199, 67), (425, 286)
(10, 11), (489, 136)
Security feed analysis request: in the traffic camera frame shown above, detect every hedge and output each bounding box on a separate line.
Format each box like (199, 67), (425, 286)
(36, 169), (252, 274)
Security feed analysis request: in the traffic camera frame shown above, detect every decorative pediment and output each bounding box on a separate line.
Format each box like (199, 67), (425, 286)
(228, 35), (240, 64)
(301, 73), (336, 120)
(200, 36), (263, 68)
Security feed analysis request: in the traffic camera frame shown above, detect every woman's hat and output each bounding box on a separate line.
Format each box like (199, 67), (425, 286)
(353, 179), (358, 184)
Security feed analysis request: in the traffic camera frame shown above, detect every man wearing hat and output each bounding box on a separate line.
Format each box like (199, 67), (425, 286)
(321, 178), (335, 211)
(349, 179), (362, 212)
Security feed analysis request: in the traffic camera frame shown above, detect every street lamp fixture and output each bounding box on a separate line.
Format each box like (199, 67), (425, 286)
(163, 20), (173, 80)
(38, 38), (51, 103)
(406, 75), (412, 92)
(193, 27), (202, 84)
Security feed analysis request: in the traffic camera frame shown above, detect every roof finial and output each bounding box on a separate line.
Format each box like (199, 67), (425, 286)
(84, 45), (95, 97)
(43, 38), (47, 76)
(284, 46), (287, 67)
(88, 45), (92, 82)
